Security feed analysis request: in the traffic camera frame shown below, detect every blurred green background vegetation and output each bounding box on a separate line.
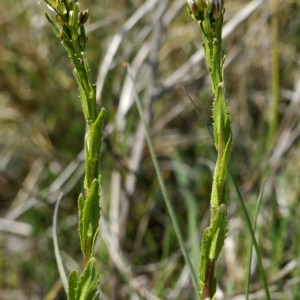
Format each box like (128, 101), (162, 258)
(0, 0), (300, 299)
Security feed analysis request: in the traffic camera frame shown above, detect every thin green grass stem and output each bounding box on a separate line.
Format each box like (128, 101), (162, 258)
(268, 0), (279, 148)
(53, 193), (68, 294)
(127, 65), (199, 295)
(228, 172), (270, 300)
(245, 179), (266, 299)
(183, 88), (271, 299)
(173, 152), (200, 278)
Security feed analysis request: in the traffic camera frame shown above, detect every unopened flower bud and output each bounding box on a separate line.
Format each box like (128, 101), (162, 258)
(191, 2), (199, 16)
(206, 0), (213, 12)
(69, 10), (79, 39)
(78, 9), (90, 26)
(69, 10), (75, 27)
(55, 14), (65, 27)
(55, 1), (67, 15)
(195, 0), (205, 11)
(59, 29), (67, 42)
(212, 0), (222, 19)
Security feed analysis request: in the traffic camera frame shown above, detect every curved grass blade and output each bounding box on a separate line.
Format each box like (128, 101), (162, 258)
(245, 179), (266, 299)
(53, 193), (69, 294)
(228, 172), (270, 300)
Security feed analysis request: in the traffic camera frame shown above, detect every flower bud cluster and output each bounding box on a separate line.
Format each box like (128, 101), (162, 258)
(44, 0), (89, 30)
(185, 0), (224, 22)
(45, 0), (67, 15)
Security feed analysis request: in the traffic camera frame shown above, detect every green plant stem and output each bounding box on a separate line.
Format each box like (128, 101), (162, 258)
(44, 2), (104, 298)
(183, 88), (271, 299)
(127, 65), (199, 295)
(192, 9), (232, 299)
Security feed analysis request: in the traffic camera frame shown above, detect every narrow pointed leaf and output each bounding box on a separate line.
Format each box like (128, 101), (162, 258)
(68, 271), (79, 300)
(76, 258), (99, 300)
(89, 108), (106, 177)
(209, 204), (228, 261)
(213, 83), (231, 151)
(199, 204), (228, 299)
(74, 70), (91, 124)
(78, 193), (84, 252)
(79, 179), (101, 258)
(219, 133), (232, 182)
